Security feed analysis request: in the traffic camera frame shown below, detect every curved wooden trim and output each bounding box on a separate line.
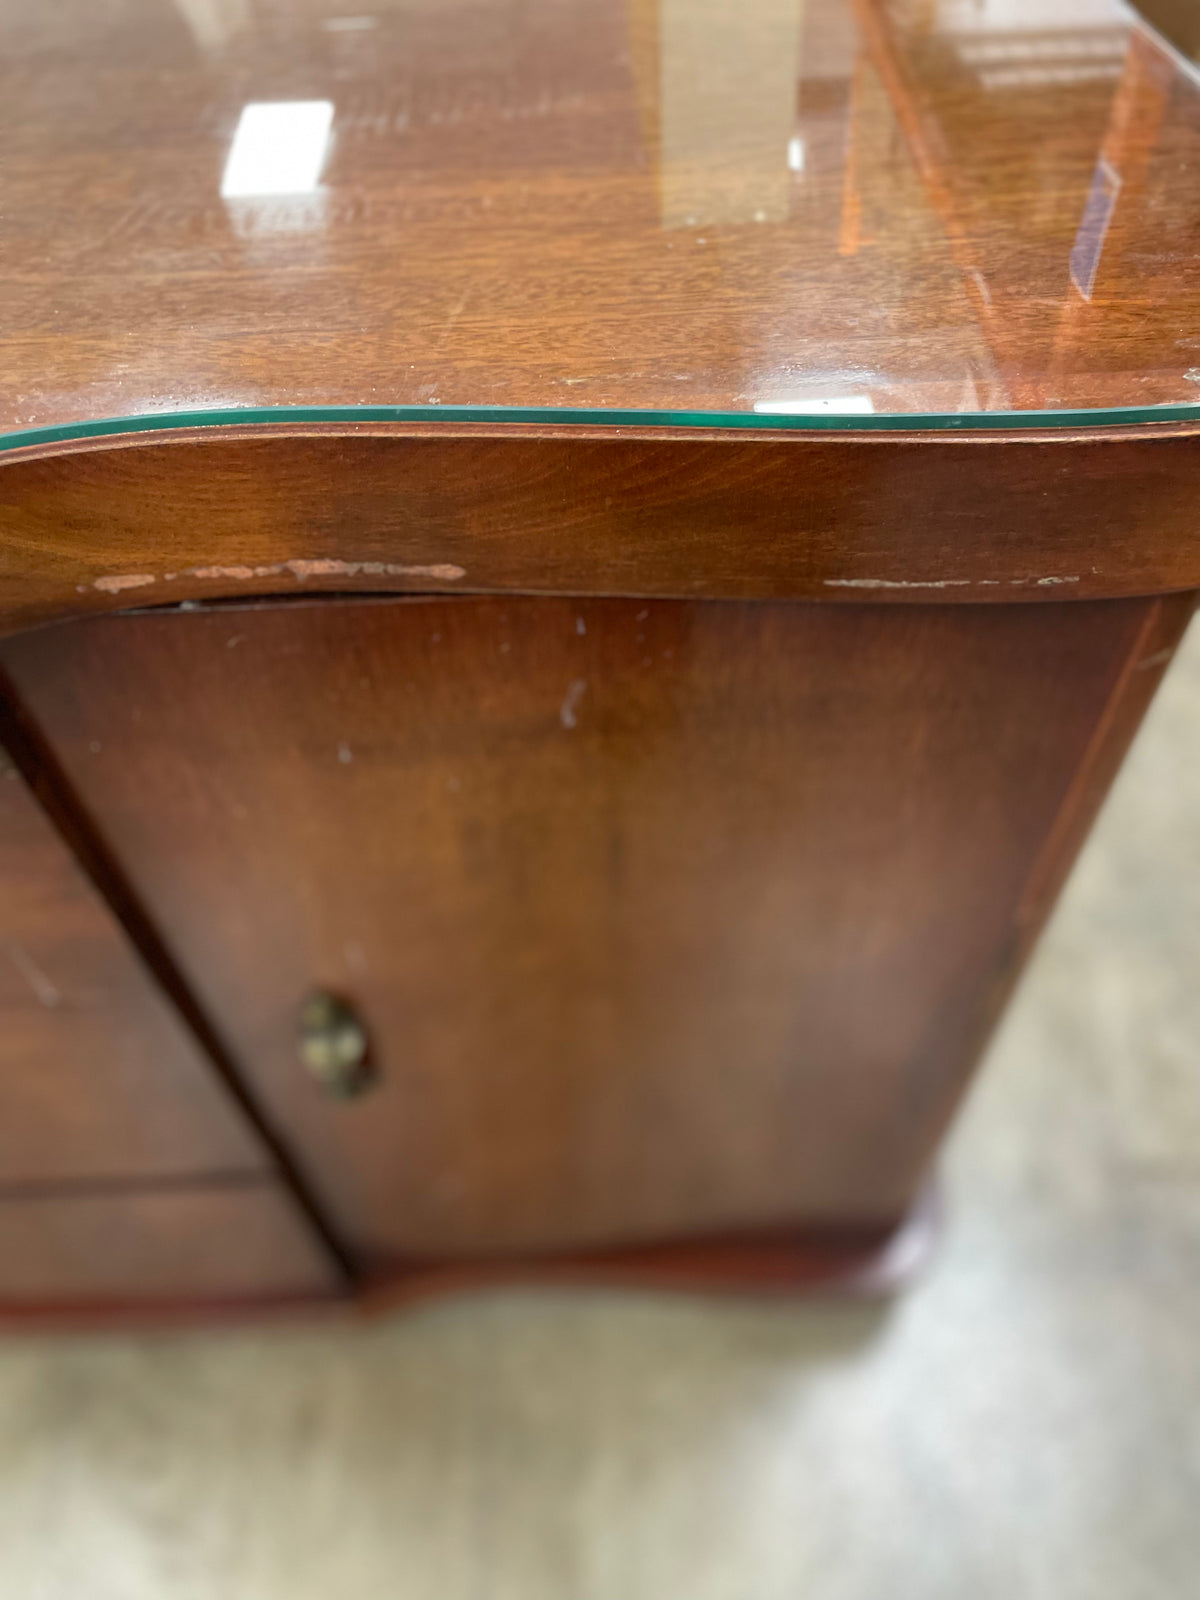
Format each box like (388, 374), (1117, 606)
(5, 423), (1200, 638)
(6, 414), (1200, 462)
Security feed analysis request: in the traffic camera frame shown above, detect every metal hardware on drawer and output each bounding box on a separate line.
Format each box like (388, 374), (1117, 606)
(297, 991), (374, 1099)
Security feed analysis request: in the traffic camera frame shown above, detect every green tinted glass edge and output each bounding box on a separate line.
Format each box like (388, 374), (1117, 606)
(5, 402), (1200, 452)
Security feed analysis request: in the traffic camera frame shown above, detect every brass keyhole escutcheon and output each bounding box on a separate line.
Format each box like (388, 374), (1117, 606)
(297, 991), (374, 1099)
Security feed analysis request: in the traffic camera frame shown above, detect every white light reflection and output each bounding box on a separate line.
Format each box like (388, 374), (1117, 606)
(937, 0), (1112, 28)
(787, 136), (806, 173)
(221, 101), (334, 197)
(977, 64), (1121, 87)
(754, 396), (875, 415)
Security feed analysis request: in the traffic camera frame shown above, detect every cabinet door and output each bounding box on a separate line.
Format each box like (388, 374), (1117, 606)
(0, 595), (1161, 1263)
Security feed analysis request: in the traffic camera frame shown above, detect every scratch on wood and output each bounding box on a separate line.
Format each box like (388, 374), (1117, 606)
(824, 578), (971, 590)
(90, 560), (467, 592)
(825, 575), (1081, 590)
(560, 678), (587, 729)
(189, 565), (259, 581)
(7, 942), (61, 1009)
(1135, 646), (1175, 672)
(280, 558), (466, 581)
(185, 559), (466, 583)
(93, 573), (156, 594)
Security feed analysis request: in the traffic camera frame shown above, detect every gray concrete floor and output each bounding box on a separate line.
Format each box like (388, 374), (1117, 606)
(4, 621), (1200, 1600)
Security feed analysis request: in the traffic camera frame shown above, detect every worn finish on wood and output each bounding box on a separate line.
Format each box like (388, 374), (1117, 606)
(0, 749), (270, 1186)
(3, 0), (1200, 1322)
(0, 1181), (340, 1305)
(7, 426), (1200, 639)
(2, 0), (1199, 433)
(1, 594), (1185, 1265)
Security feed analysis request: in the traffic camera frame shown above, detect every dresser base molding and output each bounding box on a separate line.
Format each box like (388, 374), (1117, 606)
(357, 1193), (939, 1315)
(0, 1197), (937, 1334)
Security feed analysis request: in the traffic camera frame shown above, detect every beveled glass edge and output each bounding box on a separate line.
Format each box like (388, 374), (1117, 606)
(4, 401), (1200, 454)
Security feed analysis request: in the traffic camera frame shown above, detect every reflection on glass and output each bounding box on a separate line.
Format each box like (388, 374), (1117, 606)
(937, 0), (1126, 89)
(9, 0), (1200, 436)
(172, 0), (250, 52)
(936, 0), (1123, 34)
(651, 0), (804, 227)
(221, 101), (334, 241)
(1070, 157), (1121, 299)
(221, 101), (334, 197)
(755, 395), (875, 414)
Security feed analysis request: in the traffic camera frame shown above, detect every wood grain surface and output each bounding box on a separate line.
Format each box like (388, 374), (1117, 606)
(2, 593), (1184, 1265)
(0, 1181), (340, 1304)
(7, 426), (1200, 639)
(1, 0), (1198, 435)
(2, 0), (1198, 1321)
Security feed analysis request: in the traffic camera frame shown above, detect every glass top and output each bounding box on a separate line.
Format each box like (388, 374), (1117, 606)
(4, 0), (1200, 451)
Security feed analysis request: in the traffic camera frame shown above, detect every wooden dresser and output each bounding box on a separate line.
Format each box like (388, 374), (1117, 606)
(3, 0), (1200, 1323)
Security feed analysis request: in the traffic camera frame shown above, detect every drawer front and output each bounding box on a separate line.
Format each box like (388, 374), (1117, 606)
(0, 1182), (338, 1307)
(0, 753), (269, 1186)
(0, 595), (1157, 1261)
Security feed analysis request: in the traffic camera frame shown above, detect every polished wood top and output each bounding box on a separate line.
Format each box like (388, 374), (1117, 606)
(5, 0), (1200, 444)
